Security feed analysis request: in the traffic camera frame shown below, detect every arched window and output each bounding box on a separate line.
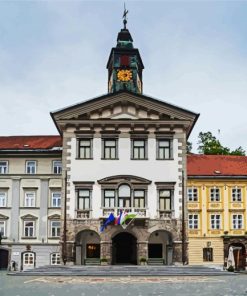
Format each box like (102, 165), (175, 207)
(118, 184), (131, 208)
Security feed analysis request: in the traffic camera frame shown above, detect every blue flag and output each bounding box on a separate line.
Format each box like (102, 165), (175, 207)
(100, 213), (115, 232)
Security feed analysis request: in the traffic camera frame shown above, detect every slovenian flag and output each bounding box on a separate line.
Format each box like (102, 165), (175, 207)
(100, 213), (115, 232)
(115, 210), (123, 225)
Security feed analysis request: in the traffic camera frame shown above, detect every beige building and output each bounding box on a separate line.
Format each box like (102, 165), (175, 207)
(187, 154), (247, 270)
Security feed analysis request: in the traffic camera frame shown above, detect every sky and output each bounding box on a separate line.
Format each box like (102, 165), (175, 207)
(0, 0), (247, 153)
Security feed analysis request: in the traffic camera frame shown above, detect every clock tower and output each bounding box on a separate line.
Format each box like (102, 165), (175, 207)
(106, 12), (144, 94)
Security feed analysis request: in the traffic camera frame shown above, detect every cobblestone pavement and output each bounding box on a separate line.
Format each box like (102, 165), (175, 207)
(1, 272), (247, 296)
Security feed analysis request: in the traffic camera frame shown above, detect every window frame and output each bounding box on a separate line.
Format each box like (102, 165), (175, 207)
(133, 190), (145, 208)
(188, 214), (199, 229)
(159, 189), (172, 211)
(53, 160), (62, 174)
(210, 214), (221, 229)
(187, 187), (198, 202)
(24, 191), (36, 207)
(78, 139), (93, 159)
(0, 192), (7, 207)
(102, 139), (118, 160)
(118, 184), (131, 208)
(103, 189), (115, 208)
(156, 139), (172, 160)
(232, 187), (242, 202)
(131, 139), (147, 160)
(0, 161), (8, 174)
(23, 220), (35, 237)
(77, 189), (91, 210)
(26, 160), (37, 174)
(0, 220), (6, 237)
(232, 214), (243, 229)
(50, 220), (61, 238)
(50, 253), (61, 265)
(51, 192), (61, 208)
(210, 187), (220, 202)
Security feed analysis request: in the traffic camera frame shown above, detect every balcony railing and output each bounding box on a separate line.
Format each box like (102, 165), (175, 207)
(76, 210), (90, 219)
(102, 208), (147, 218)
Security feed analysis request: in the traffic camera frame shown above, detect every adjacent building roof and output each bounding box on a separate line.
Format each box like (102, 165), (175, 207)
(0, 136), (62, 151)
(187, 154), (247, 177)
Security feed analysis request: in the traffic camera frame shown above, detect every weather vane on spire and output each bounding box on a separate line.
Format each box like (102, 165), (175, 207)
(123, 3), (129, 29)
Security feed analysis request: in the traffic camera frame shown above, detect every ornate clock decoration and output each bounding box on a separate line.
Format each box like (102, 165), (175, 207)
(117, 69), (133, 82)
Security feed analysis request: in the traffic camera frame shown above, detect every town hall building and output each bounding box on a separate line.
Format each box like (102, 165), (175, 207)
(0, 19), (199, 269)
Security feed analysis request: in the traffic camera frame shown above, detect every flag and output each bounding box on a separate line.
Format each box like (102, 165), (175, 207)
(100, 213), (115, 232)
(114, 210), (122, 225)
(120, 212), (137, 226)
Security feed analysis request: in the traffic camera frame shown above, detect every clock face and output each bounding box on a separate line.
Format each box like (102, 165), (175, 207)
(117, 69), (132, 82)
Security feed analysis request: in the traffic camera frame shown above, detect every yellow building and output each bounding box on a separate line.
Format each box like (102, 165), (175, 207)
(187, 154), (247, 270)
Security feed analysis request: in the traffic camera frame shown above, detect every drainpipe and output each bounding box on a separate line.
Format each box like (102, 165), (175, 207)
(62, 170), (67, 265)
(182, 170), (187, 265)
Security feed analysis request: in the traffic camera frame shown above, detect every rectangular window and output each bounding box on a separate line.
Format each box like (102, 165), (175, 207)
(24, 192), (35, 207)
(0, 192), (7, 207)
(232, 188), (242, 202)
(210, 188), (220, 202)
(103, 139), (117, 159)
(232, 214), (243, 229)
(51, 253), (60, 265)
(188, 214), (199, 229)
(187, 187), (198, 202)
(24, 221), (35, 237)
(0, 221), (6, 237)
(132, 139), (146, 160)
(203, 248), (213, 262)
(78, 139), (92, 159)
(26, 161), (36, 174)
(134, 190), (145, 208)
(0, 161), (8, 174)
(78, 189), (90, 210)
(53, 160), (62, 174)
(51, 192), (61, 208)
(210, 214), (221, 229)
(157, 139), (171, 159)
(159, 190), (171, 211)
(51, 221), (61, 237)
(104, 190), (115, 208)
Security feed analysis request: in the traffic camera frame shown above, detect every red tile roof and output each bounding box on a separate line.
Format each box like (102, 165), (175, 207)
(0, 136), (62, 150)
(187, 154), (247, 176)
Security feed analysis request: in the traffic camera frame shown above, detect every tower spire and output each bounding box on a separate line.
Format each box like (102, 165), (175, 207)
(122, 3), (128, 29)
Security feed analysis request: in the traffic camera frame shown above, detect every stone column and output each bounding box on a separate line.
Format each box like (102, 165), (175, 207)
(137, 241), (148, 264)
(100, 241), (112, 264)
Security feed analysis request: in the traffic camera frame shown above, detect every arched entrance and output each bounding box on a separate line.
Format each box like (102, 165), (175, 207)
(148, 230), (173, 265)
(0, 248), (9, 269)
(75, 230), (100, 265)
(230, 243), (246, 270)
(112, 232), (137, 265)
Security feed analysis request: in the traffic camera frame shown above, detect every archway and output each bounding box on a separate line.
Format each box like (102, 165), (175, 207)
(112, 232), (137, 265)
(0, 249), (9, 269)
(75, 230), (100, 265)
(230, 243), (246, 270)
(148, 230), (173, 265)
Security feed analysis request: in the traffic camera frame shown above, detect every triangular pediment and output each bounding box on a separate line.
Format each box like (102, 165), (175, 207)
(0, 214), (9, 220)
(51, 91), (199, 135)
(21, 214), (38, 220)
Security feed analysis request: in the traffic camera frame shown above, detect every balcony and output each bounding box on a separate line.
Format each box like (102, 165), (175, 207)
(159, 211), (172, 219)
(76, 210), (90, 219)
(102, 208), (147, 218)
